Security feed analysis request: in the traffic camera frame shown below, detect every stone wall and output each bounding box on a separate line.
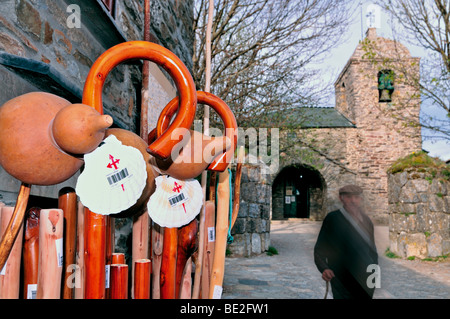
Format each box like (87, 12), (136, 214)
(388, 168), (450, 258)
(0, 0), (193, 202)
(228, 161), (271, 257)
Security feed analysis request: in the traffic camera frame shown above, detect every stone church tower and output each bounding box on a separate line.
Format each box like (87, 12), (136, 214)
(334, 28), (422, 222)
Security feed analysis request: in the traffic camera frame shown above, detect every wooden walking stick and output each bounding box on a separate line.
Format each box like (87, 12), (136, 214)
(201, 200), (215, 299)
(132, 211), (149, 298)
(152, 222), (163, 299)
(134, 258), (151, 299)
(0, 183), (31, 271)
(112, 253), (125, 264)
(232, 146), (245, 228)
(209, 168), (230, 299)
(58, 187), (77, 299)
(84, 209), (106, 299)
(0, 206), (24, 299)
(22, 207), (40, 299)
(160, 227), (177, 299)
(179, 257), (193, 299)
(36, 209), (64, 299)
(110, 264), (128, 299)
(175, 219), (198, 298)
(74, 201), (84, 299)
(105, 216), (113, 298)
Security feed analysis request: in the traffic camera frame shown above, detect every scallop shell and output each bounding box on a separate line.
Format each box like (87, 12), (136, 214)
(75, 135), (147, 215)
(147, 175), (203, 228)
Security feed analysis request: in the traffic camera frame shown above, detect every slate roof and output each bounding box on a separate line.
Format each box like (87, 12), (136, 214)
(264, 107), (356, 129)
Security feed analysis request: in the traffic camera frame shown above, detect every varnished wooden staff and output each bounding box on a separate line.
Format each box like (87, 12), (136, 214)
(179, 257), (193, 299)
(175, 219), (198, 298)
(58, 187), (77, 299)
(152, 222), (163, 299)
(110, 264), (128, 299)
(84, 209), (106, 299)
(105, 216), (113, 298)
(232, 146), (245, 228)
(134, 258), (151, 299)
(74, 201), (84, 299)
(132, 211), (149, 298)
(201, 200), (215, 299)
(0, 206), (24, 299)
(112, 252), (125, 264)
(22, 207), (40, 299)
(36, 209), (64, 299)
(0, 183), (31, 271)
(193, 0), (215, 299)
(160, 227), (177, 299)
(208, 167), (230, 299)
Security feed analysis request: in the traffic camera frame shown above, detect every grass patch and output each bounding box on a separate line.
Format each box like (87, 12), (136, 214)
(266, 246), (279, 256)
(388, 151), (447, 174)
(384, 248), (400, 259)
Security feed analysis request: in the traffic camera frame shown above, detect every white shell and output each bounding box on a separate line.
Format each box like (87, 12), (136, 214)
(75, 135), (147, 215)
(147, 175), (203, 228)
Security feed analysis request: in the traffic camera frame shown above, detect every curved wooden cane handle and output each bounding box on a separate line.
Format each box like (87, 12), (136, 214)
(154, 91), (238, 172)
(82, 41), (197, 160)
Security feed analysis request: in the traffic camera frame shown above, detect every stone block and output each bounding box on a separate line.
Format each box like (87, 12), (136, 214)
(248, 203), (260, 218)
(427, 233), (442, 257)
(442, 240), (450, 255)
(16, 0), (41, 39)
(251, 233), (262, 255)
(231, 217), (246, 234)
(405, 233), (427, 258)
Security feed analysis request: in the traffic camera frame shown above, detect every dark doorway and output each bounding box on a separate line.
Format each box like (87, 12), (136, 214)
(272, 165), (324, 219)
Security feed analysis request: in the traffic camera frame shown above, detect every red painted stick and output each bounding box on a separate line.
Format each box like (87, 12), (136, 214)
(134, 259), (151, 299)
(160, 227), (177, 299)
(84, 208), (106, 299)
(58, 187), (77, 299)
(22, 207), (40, 299)
(110, 264), (128, 299)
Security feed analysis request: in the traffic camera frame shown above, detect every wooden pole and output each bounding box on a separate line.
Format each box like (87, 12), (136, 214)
(105, 216), (113, 298)
(193, 0), (214, 299)
(151, 222), (163, 299)
(160, 227), (177, 299)
(74, 201), (85, 299)
(58, 187), (77, 299)
(84, 209), (106, 299)
(0, 206), (24, 299)
(22, 207), (40, 299)
(134, 258), (151, 299)
(132, 211), (149, 298)
(201, 200), (215, 299)
(232, 146), (245, 228)
(112, 252), (125, 264)
(36, 209), (64, 299)
(179, 257), (193, 299)
(0, 183), (31, 271)
(175, 219), (198, 298)
(110, 264), (128, 299)
(208, 168), (230, 299)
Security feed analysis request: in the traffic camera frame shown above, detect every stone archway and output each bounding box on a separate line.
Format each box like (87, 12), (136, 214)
(272, 164), (326, 220)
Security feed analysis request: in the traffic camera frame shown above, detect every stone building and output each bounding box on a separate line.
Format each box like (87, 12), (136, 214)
(0, 0), (193, 204)
(271, 28), (422, 225)
(228, 28), (423, 257)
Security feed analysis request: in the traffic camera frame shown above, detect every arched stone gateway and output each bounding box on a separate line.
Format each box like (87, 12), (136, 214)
(272, 164), (326, 220)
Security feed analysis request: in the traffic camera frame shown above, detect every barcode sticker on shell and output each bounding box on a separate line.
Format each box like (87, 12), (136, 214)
(168, 191), (189, 207)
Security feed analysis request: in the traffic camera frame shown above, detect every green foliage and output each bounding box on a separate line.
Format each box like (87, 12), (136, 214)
(385, 248), (400, 259)
(388, 151), (447, 174)
(266, 246), (279, 256)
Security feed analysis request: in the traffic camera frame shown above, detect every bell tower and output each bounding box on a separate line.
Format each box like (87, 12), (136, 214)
(334, 28), (422, 223)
